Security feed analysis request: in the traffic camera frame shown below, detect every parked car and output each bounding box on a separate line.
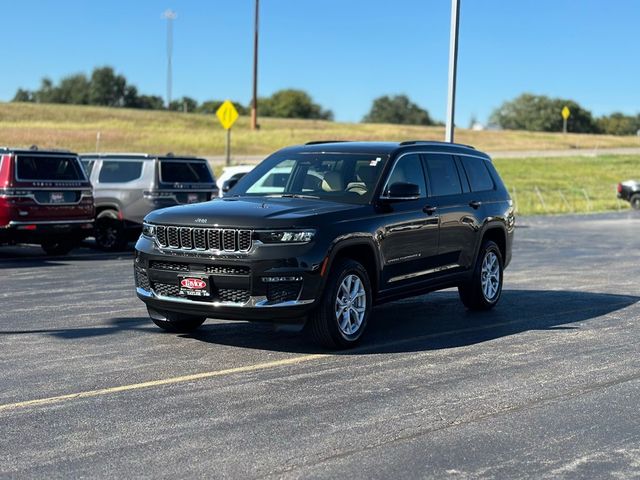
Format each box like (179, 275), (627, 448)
(80, 153), (218, 251)
(0, 147), (94, 255)
(617, 180), (640, 209)
(216, 165), (254, 196)
(134, 141), (515, 349)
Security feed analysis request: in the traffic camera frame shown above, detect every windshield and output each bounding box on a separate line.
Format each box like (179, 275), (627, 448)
(229, 152), (388, 205)
(16, 155), (84, 181)
(160, 161), (214, 183)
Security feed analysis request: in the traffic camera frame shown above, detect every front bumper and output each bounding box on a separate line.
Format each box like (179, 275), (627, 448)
(134, 236), (324, 323)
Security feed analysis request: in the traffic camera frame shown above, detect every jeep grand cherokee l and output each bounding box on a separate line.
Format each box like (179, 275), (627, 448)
(134, 141), (515, 349)
(80, 153), (218, 251)
(0, 147), (94, 255)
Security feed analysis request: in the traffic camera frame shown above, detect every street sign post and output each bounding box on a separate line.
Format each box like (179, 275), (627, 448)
(216, 100), (239, 166)
(562, 106), (571, 134)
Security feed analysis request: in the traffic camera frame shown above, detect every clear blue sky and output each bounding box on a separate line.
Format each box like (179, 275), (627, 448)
(1, 0), (638, 124)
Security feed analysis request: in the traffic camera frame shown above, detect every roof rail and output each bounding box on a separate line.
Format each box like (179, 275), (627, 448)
(305, 140), (352, 145)
(399, 140), (476, 150)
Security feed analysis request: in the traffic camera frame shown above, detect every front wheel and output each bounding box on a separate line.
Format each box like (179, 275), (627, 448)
(306, 259), (372, 349)
(148, 308), (206, 333)
(458, 240), (504, 311)
(41, 239), (78, 256)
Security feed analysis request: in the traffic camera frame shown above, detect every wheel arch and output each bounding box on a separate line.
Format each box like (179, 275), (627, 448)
(323, 237), (381, 300)
(477, 224), (507, 264)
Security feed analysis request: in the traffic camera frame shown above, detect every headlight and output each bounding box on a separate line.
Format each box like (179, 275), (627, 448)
(141, 223), (156, 238)
(257, 230), (315, 244)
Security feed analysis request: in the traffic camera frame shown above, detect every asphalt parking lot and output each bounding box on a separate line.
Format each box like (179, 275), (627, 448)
(1, 212), (639, 478)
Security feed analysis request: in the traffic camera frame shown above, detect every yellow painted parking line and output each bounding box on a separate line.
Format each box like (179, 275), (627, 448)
(0, 354), (327, 413)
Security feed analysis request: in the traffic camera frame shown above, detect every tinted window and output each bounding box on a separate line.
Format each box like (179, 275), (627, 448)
(17, 155), (84, 181)
(384, 154), (426, 198)
(98, 161), (143, 183)
(81, 159), (95, 176)
(425, 154), (462, 196)
(460, 156), (494, 192)
(160, 161), (213, 183)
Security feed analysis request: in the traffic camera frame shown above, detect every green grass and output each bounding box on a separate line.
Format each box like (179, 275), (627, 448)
(494, 155), (638, 215)
(2, 102), (640, 156)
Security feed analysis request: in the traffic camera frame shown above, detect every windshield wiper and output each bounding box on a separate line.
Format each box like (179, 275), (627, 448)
(268, 193), (320, 199)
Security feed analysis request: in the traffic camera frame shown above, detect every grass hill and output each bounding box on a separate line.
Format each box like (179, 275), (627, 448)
(2, 102), (639, 156)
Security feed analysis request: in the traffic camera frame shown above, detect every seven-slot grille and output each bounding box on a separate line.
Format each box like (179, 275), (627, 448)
(154, 225), (252, 253)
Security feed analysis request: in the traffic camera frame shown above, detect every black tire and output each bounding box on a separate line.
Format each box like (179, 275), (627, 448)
(41, 239), (77, 256)
(95, 211), (128, 251)
(458, 240), (504, 311)
(306, 258), (372, 349)
(630, 194), (640, 210)
(148, 307), (206, 333)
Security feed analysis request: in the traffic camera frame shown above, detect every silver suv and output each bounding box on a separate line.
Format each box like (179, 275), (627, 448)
(80, 153), (218, 250)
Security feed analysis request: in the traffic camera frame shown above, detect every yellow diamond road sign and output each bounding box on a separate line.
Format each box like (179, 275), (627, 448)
(562, 106), (571, 120)
(216, 100), (239, 130)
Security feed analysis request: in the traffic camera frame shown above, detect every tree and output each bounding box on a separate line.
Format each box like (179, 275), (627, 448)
(55, 74), (90, 104)
(12, 88), (33, 102)
(363, 94), (435, 125)
(169, 96), (198, 112)
(198, 100), (248, 115)
(260, 89), (333, 120)
(135, 95), (165, 110)
(89, 66), (127, 106)
(489, 93), (600, 133)
(597, 113), (640, 136)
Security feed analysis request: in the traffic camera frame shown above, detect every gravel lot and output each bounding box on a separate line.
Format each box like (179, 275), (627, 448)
(1, 212), (639, 478)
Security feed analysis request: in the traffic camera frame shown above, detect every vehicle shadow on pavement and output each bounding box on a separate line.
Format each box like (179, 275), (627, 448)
(0, 317), (151, 338)
(0, 250), (133, 269)
(185, 289), (639, 354)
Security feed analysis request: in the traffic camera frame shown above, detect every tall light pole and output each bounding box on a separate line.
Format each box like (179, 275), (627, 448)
(250, 0), (260, 130)
(445, 0), (460, 143)
(162, 9), (177, 108)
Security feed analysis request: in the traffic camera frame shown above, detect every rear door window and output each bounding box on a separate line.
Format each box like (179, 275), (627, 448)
(460, 156), (495, 192)
(98, 161), (143, 183)
(424, 154), (462, 197)
(160, 161), (213, 183)
(16, 155), (84, 181)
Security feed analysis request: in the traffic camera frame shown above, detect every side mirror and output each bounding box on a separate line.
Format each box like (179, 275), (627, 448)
(222, 178), (239, 193)
(383, 182), (421, 201)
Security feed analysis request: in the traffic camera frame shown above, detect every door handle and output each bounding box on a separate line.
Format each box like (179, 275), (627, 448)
(469, 200), (482, 209)
(423, 205), (437, 215)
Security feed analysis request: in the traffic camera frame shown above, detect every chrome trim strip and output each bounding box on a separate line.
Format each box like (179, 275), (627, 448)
(8, 219), (93, 226)
(379, 150), (493, 201)
(152, 225), (253, 254)
(0, 192), (92, 206)
(388, 263), (460, 283)
(136, 287), (313, 308)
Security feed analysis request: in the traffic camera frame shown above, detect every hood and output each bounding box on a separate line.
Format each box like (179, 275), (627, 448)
(145, 196), (363, 228)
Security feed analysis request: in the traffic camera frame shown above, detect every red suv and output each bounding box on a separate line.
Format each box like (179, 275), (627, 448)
(0, 147), (95, 255)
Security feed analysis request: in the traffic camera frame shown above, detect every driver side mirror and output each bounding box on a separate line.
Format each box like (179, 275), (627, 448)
(383, 182), (421, 201)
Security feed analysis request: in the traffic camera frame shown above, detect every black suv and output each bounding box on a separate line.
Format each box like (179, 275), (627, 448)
(134, 141), (514, 348)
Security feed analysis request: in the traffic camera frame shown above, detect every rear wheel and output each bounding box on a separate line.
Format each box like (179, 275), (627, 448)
(148, 307), (206, 333)
(458, 240), (504, 311)
(306, 259), (372, 349)
(630, 194), (640, 210)
(95, 211), (128, 251)
(41, 239), (77, 256)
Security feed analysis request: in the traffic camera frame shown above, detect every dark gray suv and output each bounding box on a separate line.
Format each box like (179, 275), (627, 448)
(81, 153), (218, 250)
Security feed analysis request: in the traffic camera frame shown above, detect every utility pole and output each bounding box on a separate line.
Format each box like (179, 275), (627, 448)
(162, 9), (177, 108)
(445, 0), (460, 143)
(250, 0), (260, 130)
